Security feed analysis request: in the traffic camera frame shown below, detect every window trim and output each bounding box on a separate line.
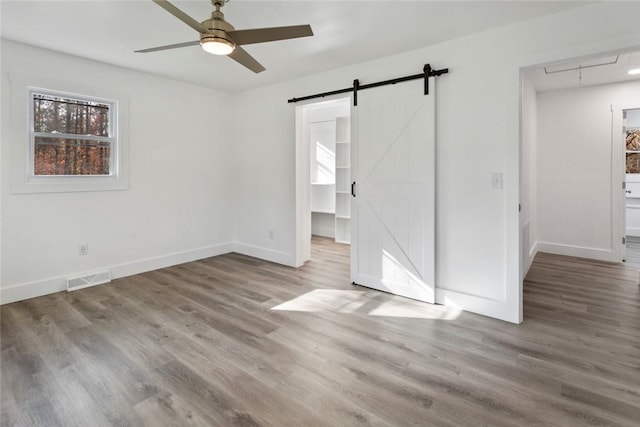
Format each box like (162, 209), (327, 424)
(28, 88), (118, 178)
(9, 72), (129, 194)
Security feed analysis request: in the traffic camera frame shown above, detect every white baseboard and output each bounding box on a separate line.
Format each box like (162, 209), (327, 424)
(311, 226), (335, 238)
(523, 241), (539, 277)
(435, 288), (518, 324)
(1, 276), (68, 305)
(1, 242), (234, 305)
(536, 241), (617, 262)
(2, 240), (526, 325)
(110, 242), (233, 279)
(529, 241), (539, 260)
(232, 242), (295, 267)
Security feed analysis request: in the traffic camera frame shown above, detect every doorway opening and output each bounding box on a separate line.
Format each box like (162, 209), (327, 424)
(295, 97), (351, 266)
(520, 50), (640, 281)
(622, 108), (640, 267)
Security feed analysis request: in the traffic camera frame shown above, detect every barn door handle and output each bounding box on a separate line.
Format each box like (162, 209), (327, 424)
(351, 181), (356, 197)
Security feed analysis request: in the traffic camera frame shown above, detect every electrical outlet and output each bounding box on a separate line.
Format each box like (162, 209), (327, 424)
(79, 243), (89, 256)
(268, 229), (274, 240)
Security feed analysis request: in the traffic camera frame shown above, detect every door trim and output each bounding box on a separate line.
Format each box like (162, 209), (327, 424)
(294, 96), (352, 267)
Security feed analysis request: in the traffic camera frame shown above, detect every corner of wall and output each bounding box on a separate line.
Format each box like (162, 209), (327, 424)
(231, 242), (296, 268)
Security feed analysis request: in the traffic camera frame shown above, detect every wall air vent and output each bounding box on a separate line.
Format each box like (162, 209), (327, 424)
(66, 271), (111, 292)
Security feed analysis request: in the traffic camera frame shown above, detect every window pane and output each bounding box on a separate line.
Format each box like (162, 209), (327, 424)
(34, 137), (111, 175)
(33, 93), (110, 137)
(627, 153), (640, 174)
(626, 130), (640, 151)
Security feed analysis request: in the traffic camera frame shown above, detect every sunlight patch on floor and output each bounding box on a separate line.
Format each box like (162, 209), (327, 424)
(367, 298), (462, 320)
(271, 289), (368, 313)
(271, 289), (461, 320)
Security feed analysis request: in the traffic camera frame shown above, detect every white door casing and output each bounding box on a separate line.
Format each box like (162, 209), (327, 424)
(351, 79), (436, 303)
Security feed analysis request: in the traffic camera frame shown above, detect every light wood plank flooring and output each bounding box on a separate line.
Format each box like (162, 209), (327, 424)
(2, 237), (639, 426)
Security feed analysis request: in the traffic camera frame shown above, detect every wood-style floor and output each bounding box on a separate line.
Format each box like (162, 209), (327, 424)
(2, 237), (639, 426)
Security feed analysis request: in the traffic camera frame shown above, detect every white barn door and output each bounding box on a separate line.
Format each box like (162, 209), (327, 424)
(351, 79), (436, 303)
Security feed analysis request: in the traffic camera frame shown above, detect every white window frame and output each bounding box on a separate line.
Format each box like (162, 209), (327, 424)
(29, 88), (117, 178)
(9, 72), (129, 194)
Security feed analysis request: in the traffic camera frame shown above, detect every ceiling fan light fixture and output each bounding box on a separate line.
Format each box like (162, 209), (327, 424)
(142, 0), (313, 72)
(201, 36), (235, 55)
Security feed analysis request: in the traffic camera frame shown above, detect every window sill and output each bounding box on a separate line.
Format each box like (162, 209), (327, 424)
(11, 175), (129, 194)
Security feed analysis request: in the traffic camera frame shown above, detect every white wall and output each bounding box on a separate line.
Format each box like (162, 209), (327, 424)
(521, 75), (538, 277)
(537, 80), (640, 261)
(1, 40), (235, 303)
(311, 212), (335, 238)
(3, 3), (640, 323)
(232, 2), (640, 323)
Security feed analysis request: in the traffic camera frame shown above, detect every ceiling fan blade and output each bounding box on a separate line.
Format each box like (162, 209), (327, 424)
(228, 46), (266, 73)
(152, 0), (205, 33)
(228, 25), (313, 46)
(135, 40), (200, 53)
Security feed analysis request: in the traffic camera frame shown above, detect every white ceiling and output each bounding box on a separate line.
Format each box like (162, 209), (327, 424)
(1, 0), (596, 92)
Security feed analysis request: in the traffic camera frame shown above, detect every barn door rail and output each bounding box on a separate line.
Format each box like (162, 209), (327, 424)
(287, 64), (448, 106)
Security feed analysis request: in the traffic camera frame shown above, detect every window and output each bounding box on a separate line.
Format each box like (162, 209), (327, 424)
(30, 90), (115, 176)
(8, 72), (129, 194)
(626, 109), (640, 174)
(626, 128), (640, 174)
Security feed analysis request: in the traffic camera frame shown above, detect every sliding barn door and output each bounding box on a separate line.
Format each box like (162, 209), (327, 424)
(351, 79), (435, 303)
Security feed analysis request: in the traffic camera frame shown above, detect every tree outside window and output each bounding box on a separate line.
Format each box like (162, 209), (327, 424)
(626, 129), (640, 174)
(31, 91), (115, 176)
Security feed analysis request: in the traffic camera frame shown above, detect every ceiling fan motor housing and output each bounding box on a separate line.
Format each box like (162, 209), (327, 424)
(200, 10), (235, 49)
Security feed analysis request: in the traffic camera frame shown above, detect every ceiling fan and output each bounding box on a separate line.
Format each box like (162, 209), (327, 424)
(135, 0), (314, 73)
